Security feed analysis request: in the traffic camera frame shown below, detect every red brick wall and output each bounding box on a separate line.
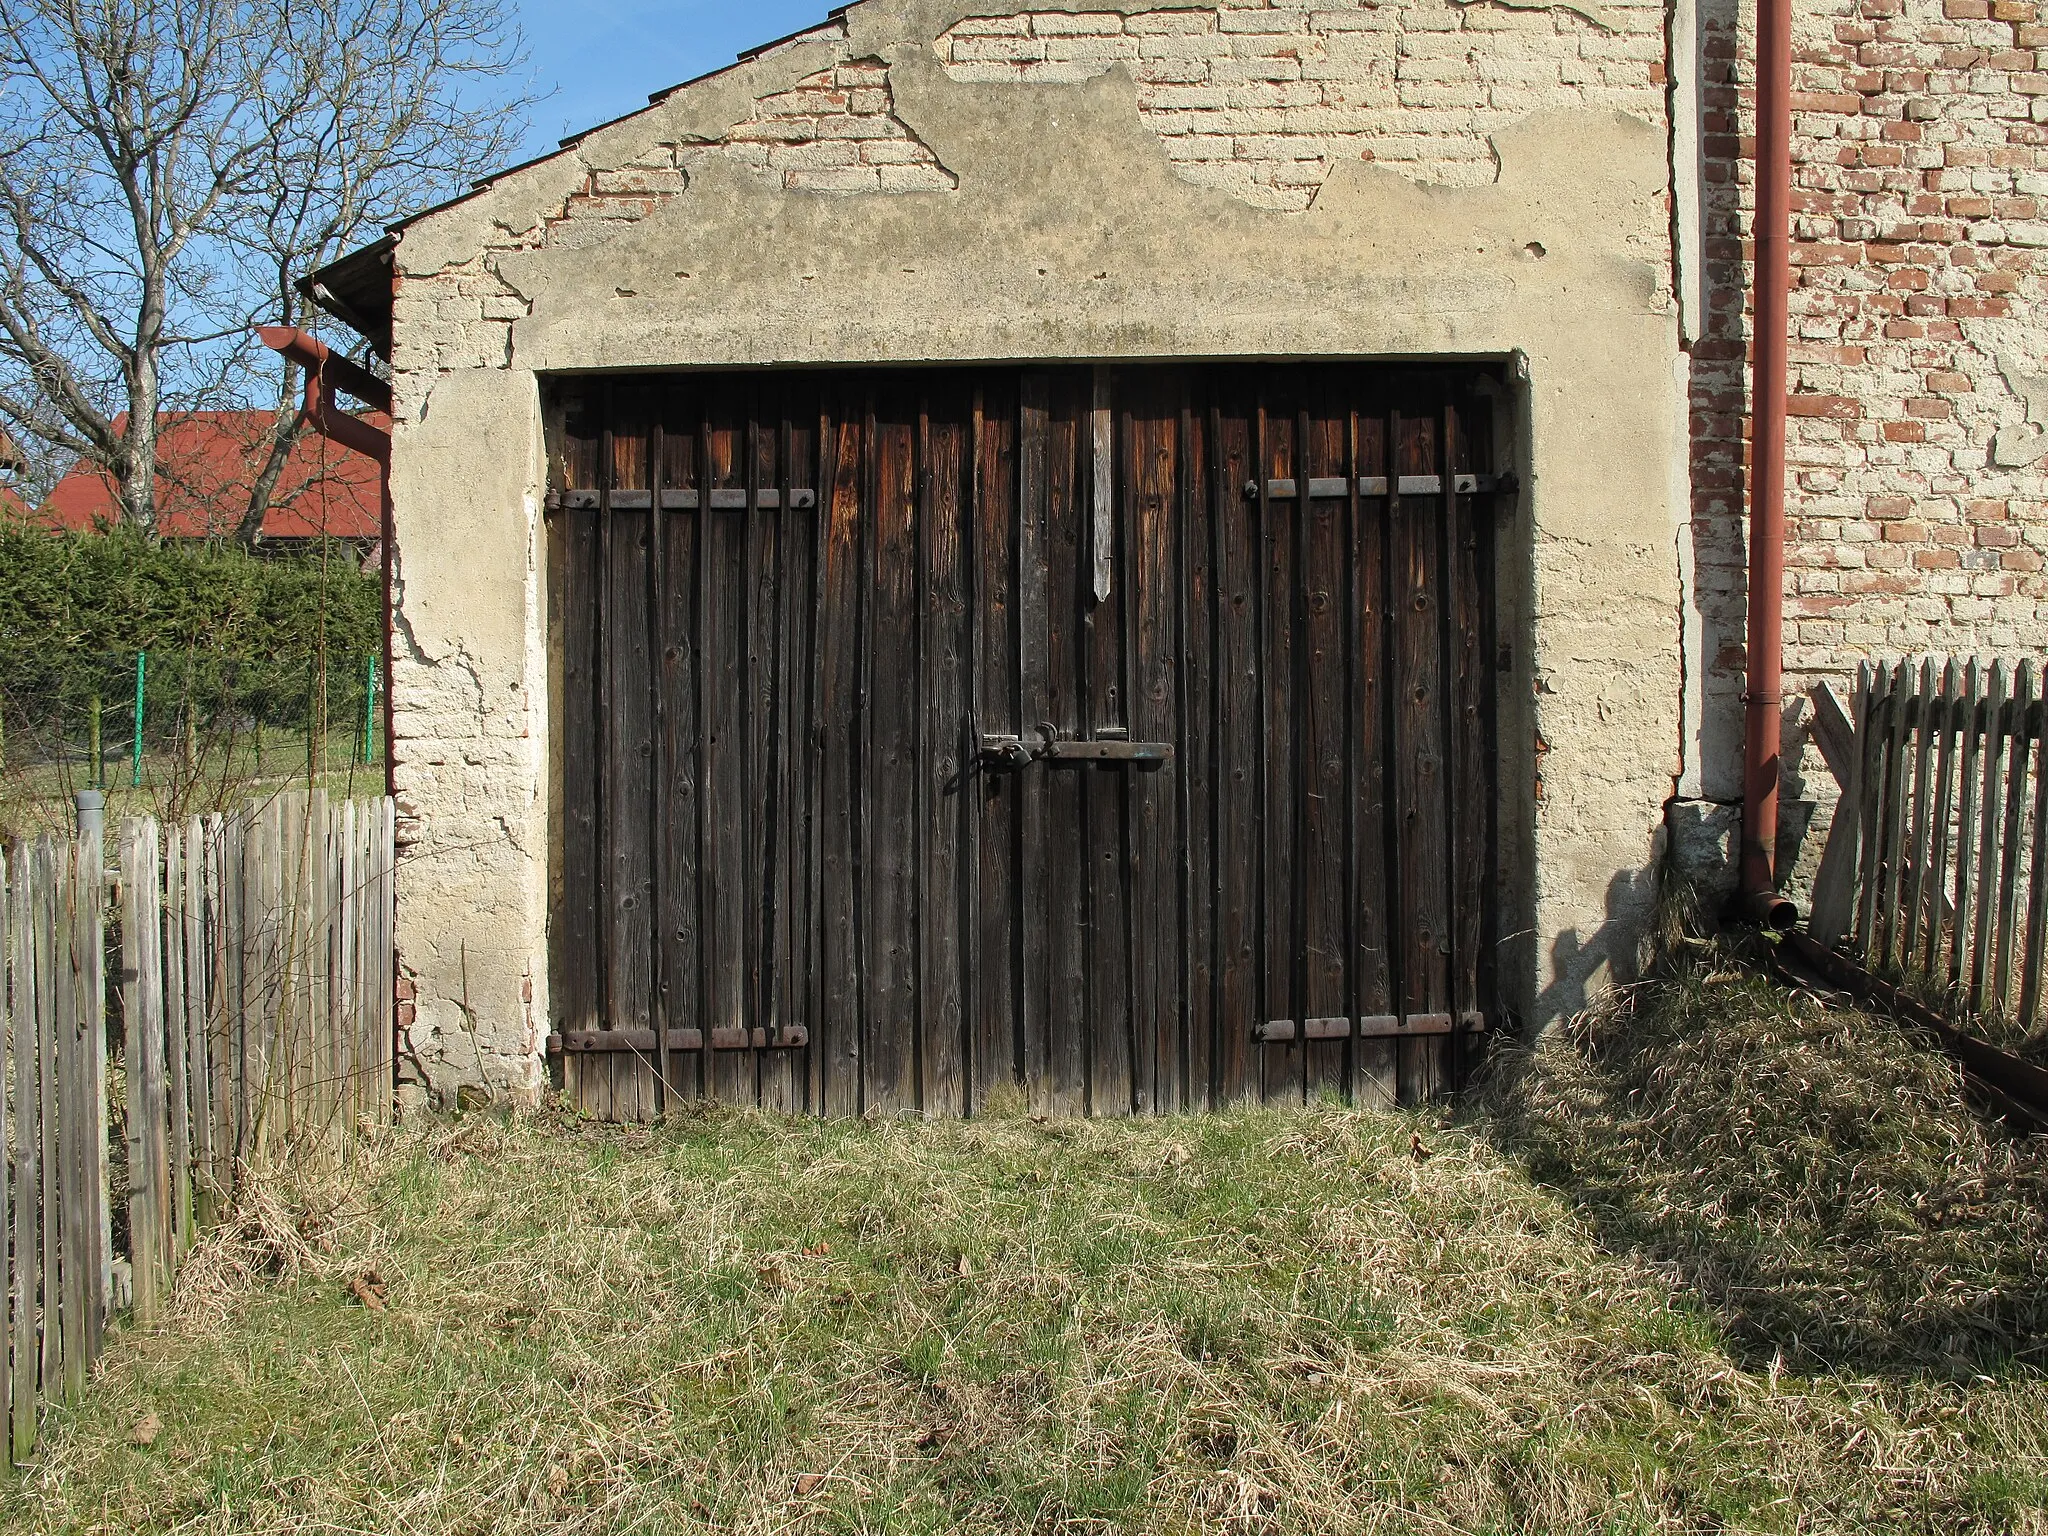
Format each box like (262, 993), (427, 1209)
(1693, 0), (2048, 811)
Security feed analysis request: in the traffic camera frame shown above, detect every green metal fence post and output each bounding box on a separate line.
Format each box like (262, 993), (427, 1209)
(131, 649), (146, 789)
(363, 655), (379, 766)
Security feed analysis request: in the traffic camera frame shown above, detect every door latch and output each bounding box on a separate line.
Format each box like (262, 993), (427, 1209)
(977, 722), (1056, 770)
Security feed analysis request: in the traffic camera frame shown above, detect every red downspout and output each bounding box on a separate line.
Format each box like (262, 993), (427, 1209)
(257, 324), (396, 799)
(1742, 0), (1800, 930)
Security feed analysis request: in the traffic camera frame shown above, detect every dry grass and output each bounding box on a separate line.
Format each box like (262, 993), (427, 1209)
(8, 965), (2048, 1534)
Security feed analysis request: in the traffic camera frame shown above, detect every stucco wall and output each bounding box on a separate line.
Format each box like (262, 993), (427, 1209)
(381, 0), (1689, 1104)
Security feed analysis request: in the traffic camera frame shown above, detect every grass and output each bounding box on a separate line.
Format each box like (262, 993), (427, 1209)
(8, 943), (2048, 1534)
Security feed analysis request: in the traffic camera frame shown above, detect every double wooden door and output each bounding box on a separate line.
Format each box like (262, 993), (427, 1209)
(546, 363), (1500, 1120)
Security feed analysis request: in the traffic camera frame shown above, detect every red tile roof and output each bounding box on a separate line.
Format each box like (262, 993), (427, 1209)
(40, 411), (383, 540)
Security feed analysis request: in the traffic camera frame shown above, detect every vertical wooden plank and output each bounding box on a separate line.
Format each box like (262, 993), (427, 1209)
(1902, 659), (1938, 968)
(1178, 395), (1216, 1110)
(1392, 409), (1449, 1101)
(2016, 698), (2048, 1031)
(659, 380), (704, 1104)
(377, 799), (397, 1128)
(865, 391), (921, 1114)
(309, 790), (335, 1156)
(1992, 660), (2034, 1012)
(1353, 408), (1397, 1107)
(705, 398), (751, 1109)
(758, 397), (800, 1115)
(1970, 660), (2013, 1008)
(0, 848), (11, 1457)
(648, 408), (673, 1113)
(1044, 375), (1093, 1117)
(606, 466), (657, 1119)
(971, 380), (1020, 1111)
(11, 840), (40, 1465)
(1448, 397), (1491, 1084)
(0, 847), (10, 1455)
(1091, 366), (1114, 604)
(56, 833), (86, 1404)
(1213, 394), (1258, 1104)
(180, 818), (212, 1227)
(1853, 661), (1891, 960)
(552, 479), (601, 1109)
(1922, 659), (1961, 978)
(79, 822), (109, 1355)
(920, 387), (969, 1116)
(1130, 376), (1184, 1113)
(817, 399), (865, 1117)
(1950, 660), (1984, 992)
(1299, 402), (1348, 1101)
(801, 395), (831, 1116)
(1809, 662), (1871, 952)
(162, 824), (192, 1249)
(1258, 394), (1303, 1107)
(1083, 373), (1131, 1117)
(122, 819), (169, 1327)
(1016, 373), (1053, 1113)
(34, 837), (60, 1415)
(738, 400), (772, 1111)
(1874, 660), (1914, 970)
(238, 800), (269, 1161)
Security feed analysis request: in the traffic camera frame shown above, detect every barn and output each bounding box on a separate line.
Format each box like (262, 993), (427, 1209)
(300, 0), (2048, 1116)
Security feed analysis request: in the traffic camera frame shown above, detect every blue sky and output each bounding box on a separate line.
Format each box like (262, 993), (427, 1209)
(511, 1), (842, 160)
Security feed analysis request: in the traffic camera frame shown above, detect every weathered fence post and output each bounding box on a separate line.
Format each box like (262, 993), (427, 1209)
(8, 838), (40, 1465)
(122, 818), (170, 1327)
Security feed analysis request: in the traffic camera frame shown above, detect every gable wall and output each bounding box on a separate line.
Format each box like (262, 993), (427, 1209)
(378, 0), (1690, 1105)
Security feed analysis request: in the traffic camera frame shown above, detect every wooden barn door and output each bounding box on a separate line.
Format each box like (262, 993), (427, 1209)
(546, 364), (1500, 1120)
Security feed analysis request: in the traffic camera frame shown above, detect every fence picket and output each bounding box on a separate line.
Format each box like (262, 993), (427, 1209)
(1991, 661), (2035, 1013)
(1875, 660), (1914, 966)
(1854, 664), (1889, 959)
(1, 846), (11, 1459)
(162, 826), (190, 1255)
(122, 819), (170, 1327)
(1951, 659), (1985, 991)
(0, 797), (395, 1465)
(34, 838), (59, 1420)
(1903, 659), (1938, 966)
(183, 816), (213, 1233)
(1968, 662), (2010, 1014)
(1920, 659), (1960, 975)
(2018, 715), (2048, 1031)
(9, 841), (39, 1467)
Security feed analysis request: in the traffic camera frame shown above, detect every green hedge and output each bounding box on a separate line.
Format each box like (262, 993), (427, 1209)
(0, 525), (380, 759)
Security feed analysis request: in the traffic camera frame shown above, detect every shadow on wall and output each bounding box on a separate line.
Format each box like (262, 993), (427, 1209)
(1530, 864), (1664, 1031)
(1482, 937), (2048, 1381)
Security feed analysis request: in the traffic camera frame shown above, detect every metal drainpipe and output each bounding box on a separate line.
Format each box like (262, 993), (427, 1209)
(255, 322), (395, 798)
(1742, 0), (1800, 930)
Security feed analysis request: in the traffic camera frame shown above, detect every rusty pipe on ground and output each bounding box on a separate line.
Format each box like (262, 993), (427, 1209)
(1741, 0), (1798, 932)
(257, 325), (392, 466)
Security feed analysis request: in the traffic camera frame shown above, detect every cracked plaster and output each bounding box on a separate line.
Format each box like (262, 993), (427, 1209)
(381, 0), (1688, 1105)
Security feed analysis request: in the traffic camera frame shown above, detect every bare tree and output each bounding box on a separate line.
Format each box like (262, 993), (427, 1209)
(0, 0), (531, 541)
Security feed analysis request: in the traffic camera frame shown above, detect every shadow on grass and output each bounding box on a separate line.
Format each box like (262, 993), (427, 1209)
(1479, 937), (2048, 1381)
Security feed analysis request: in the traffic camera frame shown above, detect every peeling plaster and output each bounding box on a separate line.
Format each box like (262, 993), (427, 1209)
(1993, 353), (2048, 469)
(380, 0), (1689, 1101)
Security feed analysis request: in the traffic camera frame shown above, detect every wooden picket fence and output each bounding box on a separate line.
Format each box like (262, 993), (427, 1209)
(1811, 658), (2048, 1034)
(0, 792), (394, 1465)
